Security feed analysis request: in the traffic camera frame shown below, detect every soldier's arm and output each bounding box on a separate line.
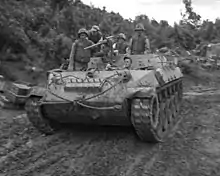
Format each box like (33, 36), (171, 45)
(112, 43), (117, 50)
(88, 40), (96, 54)
(129, 38), (133, 47)
(125, 43), (130, 53)
(145, 38), (150, 51)
(59, 64), (63, 69)
(127, 38), (133, 54)
(68, 42), (76, 70)
(98, 32), (102, 40)
(89, 40), (95, 46)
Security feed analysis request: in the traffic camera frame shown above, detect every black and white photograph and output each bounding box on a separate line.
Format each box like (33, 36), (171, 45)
(0, 0), (220, 175)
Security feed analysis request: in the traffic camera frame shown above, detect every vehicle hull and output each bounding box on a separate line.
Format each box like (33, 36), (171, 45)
(40, 101), (131, 126)
(25, 54), (184, 142)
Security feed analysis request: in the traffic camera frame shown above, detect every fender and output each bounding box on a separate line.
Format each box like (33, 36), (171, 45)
(28, 86), (47, 98)
(126, 87), (156, 99)
(47, 68), (64, 77)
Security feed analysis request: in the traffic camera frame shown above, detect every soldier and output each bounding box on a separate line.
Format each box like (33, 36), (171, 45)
(88, 25), (102, 44)
(67, 28), (94, 71)
(128, 23), (150, 55)
(123, 56), (132, 69)
(60, 58), (69, 70)
(105, 55), (132, 71)
(93, 39), (112, 63)
(113, 33), (129, 54)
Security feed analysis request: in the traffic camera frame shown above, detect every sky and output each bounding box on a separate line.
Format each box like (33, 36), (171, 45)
(81, 0), (220, 25)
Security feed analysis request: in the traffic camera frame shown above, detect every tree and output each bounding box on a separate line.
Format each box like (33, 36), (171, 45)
(1, 0), (220, 73)
(181, 0), (201, 28)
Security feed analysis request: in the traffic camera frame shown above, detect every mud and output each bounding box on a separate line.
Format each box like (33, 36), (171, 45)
(1, 77), (220, 176)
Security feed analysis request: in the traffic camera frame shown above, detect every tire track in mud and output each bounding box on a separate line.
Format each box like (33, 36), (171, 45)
(0, 125), (106, 176)
(0, 109), (162, 176)
(0, 114), (39, 160)
(122, 106), (188, 176)
(44, 131), (163, 176)
(0, 113), (29, 140)
(0, 132), (67, 169)
(15, 137), (95, 176)
(0, 118), (178, 176)
(34, 130), (137, 176)
(145, 91), (220, 176)
(1, 87), (212, 176)
(72, 133), (139, 176)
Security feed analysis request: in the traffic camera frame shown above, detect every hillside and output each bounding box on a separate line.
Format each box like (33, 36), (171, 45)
(0, 0), (220, 83)
(2, 1), (220, 175)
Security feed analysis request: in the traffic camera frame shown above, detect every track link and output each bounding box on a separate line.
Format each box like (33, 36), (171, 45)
(25, 97), (61, 135)
(131, 78), (183, 143)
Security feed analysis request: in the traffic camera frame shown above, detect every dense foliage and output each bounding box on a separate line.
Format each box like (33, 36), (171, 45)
(0, 0), (220, 70)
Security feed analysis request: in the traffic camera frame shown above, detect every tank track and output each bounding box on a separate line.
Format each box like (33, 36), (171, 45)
(25, 96), (61, 135)
(131, 78), (183, 143)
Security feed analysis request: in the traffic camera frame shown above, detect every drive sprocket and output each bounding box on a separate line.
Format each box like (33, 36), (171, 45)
(25, 97), (61, 135)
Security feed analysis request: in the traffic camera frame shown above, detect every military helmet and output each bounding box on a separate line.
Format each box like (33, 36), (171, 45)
(91, 25), (100, 32)
(78, 28), (88, 36)
(118, 33), (126, 40)
(135, 23), (145, 31)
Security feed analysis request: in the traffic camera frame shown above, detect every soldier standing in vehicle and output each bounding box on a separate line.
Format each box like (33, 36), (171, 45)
(60, 58), (69, 70)
(128, 23), (150, 55)
(88, 25), (102, 44)
(68, 28), (94, 71)
(93, 39), (113, 63)
(113, 33), (129, 54)
(123, 56), (132, 69)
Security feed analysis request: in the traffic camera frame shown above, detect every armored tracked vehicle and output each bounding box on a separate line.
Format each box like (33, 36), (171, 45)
(25, 53), (183, 143)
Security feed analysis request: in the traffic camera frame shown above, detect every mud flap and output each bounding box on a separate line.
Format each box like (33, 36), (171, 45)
(28, 86), (47, 98)
(154, 70), (165, 86)
(126, 87), (156, 99)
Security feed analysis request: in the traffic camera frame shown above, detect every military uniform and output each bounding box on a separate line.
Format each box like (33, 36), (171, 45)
(60, 59), (69, 70)
(68, 28), (94, 71)
(129, 23), (150, 55)
(113, 33), (129, 54)
(93, 40), (112, 63)
(88, 25), (102, 44)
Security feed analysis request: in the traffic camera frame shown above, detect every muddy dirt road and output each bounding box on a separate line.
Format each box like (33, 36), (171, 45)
(1, 78), (220, 176)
